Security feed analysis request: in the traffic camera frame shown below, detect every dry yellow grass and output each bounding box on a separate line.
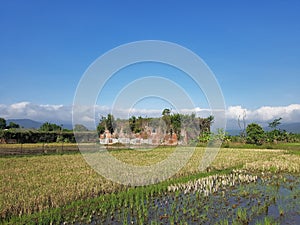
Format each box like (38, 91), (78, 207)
(244, 153), (300, 173)
(0, 154), (119, 218)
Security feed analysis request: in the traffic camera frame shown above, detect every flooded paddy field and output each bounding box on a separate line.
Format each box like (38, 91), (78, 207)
(82, 171), (300, 225)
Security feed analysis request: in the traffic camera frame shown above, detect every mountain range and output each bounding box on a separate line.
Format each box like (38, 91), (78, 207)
(225, 122), (300, 135)
(6, 119), (73, 130)
(6, 119), (300, 134)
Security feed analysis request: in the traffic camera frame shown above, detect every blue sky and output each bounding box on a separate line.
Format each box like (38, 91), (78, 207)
(0, 1), (300, 125)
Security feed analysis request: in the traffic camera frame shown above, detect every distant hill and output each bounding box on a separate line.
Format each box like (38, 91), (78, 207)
(7, 119), (43, 129)
(6, 118), (300, 134)
(277, 123), (300, 133)
(226, 129), (242, 136)
(6, 119), (74, 130)
(226, 122), (300, 135)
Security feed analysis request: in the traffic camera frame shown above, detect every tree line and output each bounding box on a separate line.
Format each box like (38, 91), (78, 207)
(0, 118), (20, 129)
(1, 115), (299, 145)
(0, 118), (91, 144)
(217, 118), (300, 145)
(244, 118), (299, 145)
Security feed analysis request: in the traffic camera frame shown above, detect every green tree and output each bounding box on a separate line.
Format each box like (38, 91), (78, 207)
(246, 123), (265, 145)
(106, 114), (115, 134)
(129, 116), (136, 133)
(267, 129), (281, 143)
(97, 117), (106, 136)
(198, 131), (212, 143)
(0, 118), (7, 129)
(162, 108), (171, 116)
(135, 116), (143, 133)
(8, 122), (20, 129)
(268, 117), (282, 129)
(267, 118), (283, 143)
(170, 113), (181, 140)
(39, 122), (62, 132)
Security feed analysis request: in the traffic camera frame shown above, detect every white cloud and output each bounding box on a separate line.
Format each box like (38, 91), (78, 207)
(0, 102), (72, 123)
(226, 104), (300, 123)
(227, 106), (248, 119)
(1, 102), (300, 128)
(10, 102), (31, 110)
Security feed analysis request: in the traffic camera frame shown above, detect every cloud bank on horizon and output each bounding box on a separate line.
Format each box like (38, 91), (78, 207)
(1, 102), (299, 128)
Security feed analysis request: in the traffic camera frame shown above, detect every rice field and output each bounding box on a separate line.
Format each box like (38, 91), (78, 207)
(1, 146), (300, 224)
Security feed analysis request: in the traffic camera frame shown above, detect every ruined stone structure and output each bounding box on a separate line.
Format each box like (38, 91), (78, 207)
(99, 125), (185, 146)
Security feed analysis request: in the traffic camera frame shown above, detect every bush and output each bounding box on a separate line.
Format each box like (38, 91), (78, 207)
(246, 123), (265, 145)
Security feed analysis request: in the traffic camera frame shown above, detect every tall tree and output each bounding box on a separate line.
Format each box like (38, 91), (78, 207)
(135, 116), (143, 133)
(246, 123), (265, 145)
(0, 118), (6, 129)
(97, 116), (106, 135)
(129, 116), (136, 132)
(106, 114), (115, 134)
(170, 113), (181, 140)
(268, 117), (282, 130)
(267, 118), (283, 143)
(128, 116), (143, 133)
(8, 122), (20, 129)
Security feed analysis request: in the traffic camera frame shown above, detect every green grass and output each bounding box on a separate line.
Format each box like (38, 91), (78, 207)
(0, 143), (78, 148)
(222, 142), (300, 151)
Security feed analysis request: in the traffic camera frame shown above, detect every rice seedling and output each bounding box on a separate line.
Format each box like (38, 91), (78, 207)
(216, 219), (229, 225)
(255, 216), (280, 225)
(167, 170), (258, 196)
(236, 208), (248, 223)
